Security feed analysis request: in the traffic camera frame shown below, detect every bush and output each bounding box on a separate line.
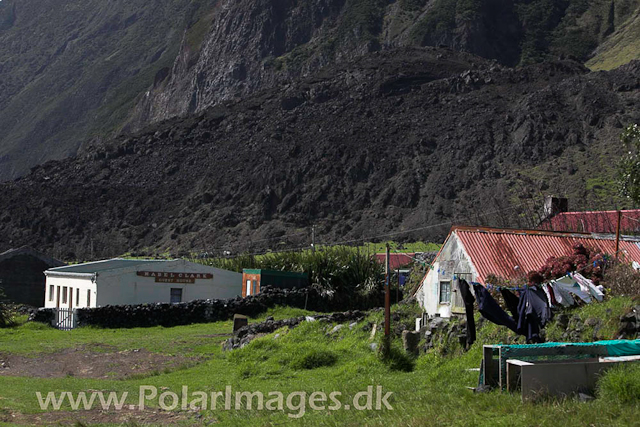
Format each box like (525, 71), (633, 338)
(198, 247), (385, 298)
(290, 348), (338, 370)
(601, 262), (640, 297)
(597, 363), (640, 403)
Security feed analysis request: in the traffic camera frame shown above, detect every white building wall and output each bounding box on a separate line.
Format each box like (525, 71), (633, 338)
(417, 232), (478, 318)
(44, 259), (242, 308)
(44, 275), (97, 309)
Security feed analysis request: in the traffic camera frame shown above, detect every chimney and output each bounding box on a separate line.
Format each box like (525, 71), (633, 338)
(543, 196), (568, 219)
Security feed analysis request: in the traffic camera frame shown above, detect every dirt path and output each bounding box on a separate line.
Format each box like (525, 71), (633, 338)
(0, 407), (210, 425)
(0, 344), (206, 379)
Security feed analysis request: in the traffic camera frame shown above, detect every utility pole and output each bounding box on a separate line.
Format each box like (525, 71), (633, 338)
(312, 225), (316, 253)
(384, 243), (390, 337)
(615, 210), (622, 258)
(397, 267), (400, 304)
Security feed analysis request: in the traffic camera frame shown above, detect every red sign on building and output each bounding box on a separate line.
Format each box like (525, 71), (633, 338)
(136, 271), (213, 284)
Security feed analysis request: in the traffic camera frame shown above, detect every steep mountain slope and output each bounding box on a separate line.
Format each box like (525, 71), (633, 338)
(588, 5), (640, 70)
(0, 0), (217, 181)
(1, 0), (639, 183)
(1, 48), (638, 260)
(130, 0), (640, 129)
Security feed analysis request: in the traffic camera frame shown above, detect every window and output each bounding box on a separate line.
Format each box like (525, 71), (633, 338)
(252, 280), (257, 295)
(170, 288), (183, 303)
(87, 289), (91, 307)
(76, 288), (80, 306)
(246, 280), (252, 296)
(439, 281), (451, 304)
(62, 286), (68, 304)
(49, 285), (54, 302)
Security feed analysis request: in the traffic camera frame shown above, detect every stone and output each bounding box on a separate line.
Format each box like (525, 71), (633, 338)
(349, 321), (358, 330)
(233, 314), (248, 332)
(584, 318), (600, 327)
(328, 324), (345, 335)
(578, 393), (595, 403)
(402, 330), (420, 356)
(556, 313), (569, 329)
(369, 343), (379, 352)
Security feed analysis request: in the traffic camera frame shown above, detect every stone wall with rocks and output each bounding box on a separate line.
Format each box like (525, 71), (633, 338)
(223, 310), (366, 351)
(29, 286), (383, 329)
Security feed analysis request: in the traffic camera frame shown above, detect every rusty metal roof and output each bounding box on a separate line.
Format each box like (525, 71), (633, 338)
(539, 209), (640, 234)
(452, 225), (640, 284)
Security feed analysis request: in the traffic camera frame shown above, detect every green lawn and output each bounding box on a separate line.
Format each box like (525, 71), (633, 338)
(0, 302), (638, 426)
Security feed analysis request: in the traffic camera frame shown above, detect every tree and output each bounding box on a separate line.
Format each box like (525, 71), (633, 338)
(617, 124), (640, 203)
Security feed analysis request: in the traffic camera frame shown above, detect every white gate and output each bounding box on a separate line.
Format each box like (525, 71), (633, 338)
(53, 308), (77, 330)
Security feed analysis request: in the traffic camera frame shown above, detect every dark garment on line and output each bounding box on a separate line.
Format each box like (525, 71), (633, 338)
(458, 279), (476, 346)
(473, 284), (518, 333)
(516, 287), (551, 343)
(500, 288), (520, 319)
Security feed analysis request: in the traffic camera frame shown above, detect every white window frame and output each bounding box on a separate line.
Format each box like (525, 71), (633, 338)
(439, 281), (451, 305)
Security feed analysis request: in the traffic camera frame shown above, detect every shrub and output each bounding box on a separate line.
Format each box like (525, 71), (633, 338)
(597, 363), (640, 403)
(600, 262), (640, 297)
(290, 348), (338, 370)
(197, 247), (385, 298)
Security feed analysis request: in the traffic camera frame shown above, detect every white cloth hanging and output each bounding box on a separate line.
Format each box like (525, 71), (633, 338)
(550, 275), (592, 304)
(573, 272), (604, 302)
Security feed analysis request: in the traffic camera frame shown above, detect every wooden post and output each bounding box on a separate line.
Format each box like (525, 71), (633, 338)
(385, 244), (390, 337)
(396, 268), (400, 304)
(615, 210), (622, 258)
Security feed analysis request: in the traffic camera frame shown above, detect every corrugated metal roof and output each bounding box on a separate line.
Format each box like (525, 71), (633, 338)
(540, 209), (640, 234)
(454, 226), (640, 284)
(47, 258), (169, 274)
(373, 253), (415, 270)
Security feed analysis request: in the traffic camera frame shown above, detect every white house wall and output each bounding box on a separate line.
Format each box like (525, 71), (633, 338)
(94, 260), (240, 306)
(45, 259), (242, 308)
(417, 232), (477, 318)
(44, 275), (96, 309)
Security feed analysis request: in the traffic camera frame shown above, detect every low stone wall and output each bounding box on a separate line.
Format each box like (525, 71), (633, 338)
(29, 287), (384, 329)
(223, 310), (367, 350)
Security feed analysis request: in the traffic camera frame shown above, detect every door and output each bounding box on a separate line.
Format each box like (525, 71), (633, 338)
(170, 288), (183, 303)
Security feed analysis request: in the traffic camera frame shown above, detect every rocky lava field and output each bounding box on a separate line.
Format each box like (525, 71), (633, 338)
(1, 48), (639, 259)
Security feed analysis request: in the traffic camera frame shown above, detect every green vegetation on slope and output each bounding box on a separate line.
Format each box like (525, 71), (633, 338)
(1, 299), (639, 424)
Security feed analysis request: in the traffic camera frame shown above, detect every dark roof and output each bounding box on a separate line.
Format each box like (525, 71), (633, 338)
(539, 209), (640, 234)
(449, 225), (640, 284)
(47, 258), (168, 274)
(0, 246), (65, 268)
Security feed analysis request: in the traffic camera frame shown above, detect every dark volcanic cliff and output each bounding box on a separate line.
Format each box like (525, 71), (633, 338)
(129, 0), (640, 128)
(1, 0), (639, 183)
(1, 48), (638, 259)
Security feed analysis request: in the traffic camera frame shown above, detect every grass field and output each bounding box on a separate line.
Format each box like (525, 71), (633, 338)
(0, 301), (639, 426)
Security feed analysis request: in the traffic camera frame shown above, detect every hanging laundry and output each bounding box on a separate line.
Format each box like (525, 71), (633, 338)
(546, 284), (558, 305)
(549, 281), (576, 307)
(552, 276), (593, 304)
(500, 288), (520, 319)
(458, 279), (476, 346)
(472, 283), (518, 333)
(574, 273), (604, 302)
(516, 288), (548, 343)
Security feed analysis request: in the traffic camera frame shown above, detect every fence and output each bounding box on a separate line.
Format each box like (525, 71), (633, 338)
(53, 308), (76, 330)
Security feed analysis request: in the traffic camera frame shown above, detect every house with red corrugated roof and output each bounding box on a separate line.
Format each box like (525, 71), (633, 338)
(415, 225), (640, 318)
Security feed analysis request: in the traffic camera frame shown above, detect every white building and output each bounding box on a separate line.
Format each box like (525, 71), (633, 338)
(44, 258), (242, 309)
